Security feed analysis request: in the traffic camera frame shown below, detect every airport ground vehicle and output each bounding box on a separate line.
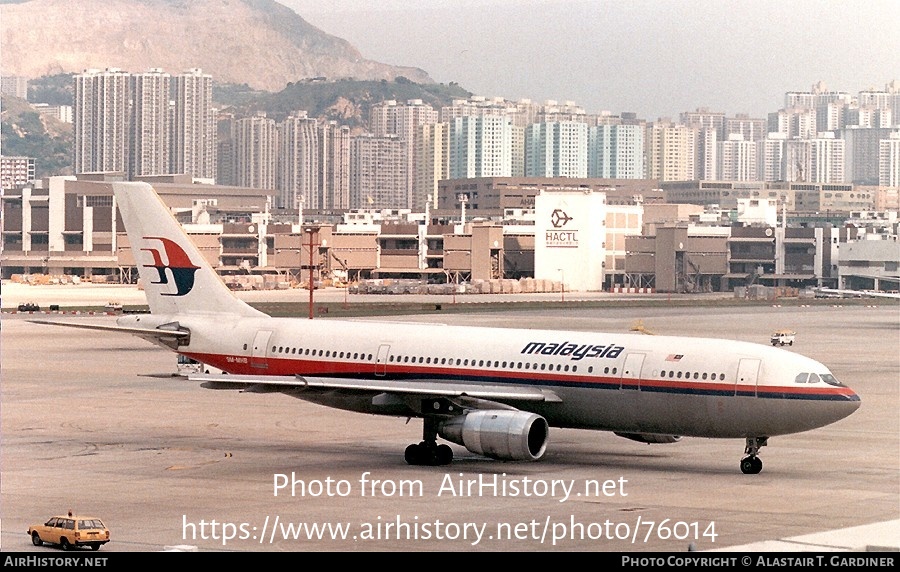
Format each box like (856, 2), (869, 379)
(770, 330), (796, 346)
(28, 513), (109, 550)
(177, 354), (223, 375)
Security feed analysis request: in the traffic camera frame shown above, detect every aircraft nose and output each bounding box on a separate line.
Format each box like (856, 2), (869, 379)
(836, 387), (861, 419)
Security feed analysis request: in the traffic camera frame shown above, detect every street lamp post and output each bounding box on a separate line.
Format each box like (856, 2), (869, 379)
(305, 228), (318, 319)
(558, 268), (565, 302)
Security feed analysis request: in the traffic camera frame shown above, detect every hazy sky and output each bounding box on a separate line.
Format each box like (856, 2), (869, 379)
(279, 0), (899, 120)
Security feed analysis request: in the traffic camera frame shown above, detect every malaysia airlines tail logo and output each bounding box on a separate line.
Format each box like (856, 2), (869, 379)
(141, 236), (200, 296)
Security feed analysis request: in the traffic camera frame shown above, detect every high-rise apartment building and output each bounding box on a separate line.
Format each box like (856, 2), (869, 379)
(318, 121), (351, 211)
(807, 133), (845, 184)
(349, 134), (407, 209)
(233, 114), (277, 191)
(74, 68), (217, 182)
(370, 100), (438, 209)
(74, 68), (130, 174)
(1, 75), (28, 99)
(449, 115), (513, 179)
(858, 81), (900, 124)
(681, 108), (726, 140)
(719, 134), (758, 181)
(525, 121), (588, 178)
(171, 69), (216, 181)
(757, 133), (787, 182)
(1, 156), (36, 190)
(768, 107), (817, 139)
(587, 124), (645, 179)
(277, 111), (318, 209)
(839, 126), (900, 185)
(413, 122), (449, 211)
(129, 69), (171, 179)
(879, 132), (900, 187)
(724, 114), (767, 142)
(645, 121), (696, 182)
(785, 81), (853, 110)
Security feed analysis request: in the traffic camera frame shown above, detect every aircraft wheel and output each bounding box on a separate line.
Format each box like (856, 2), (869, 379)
(436, 444), (453, 466)
(405, 443), (423, 465)
(740, 456), (762, 474)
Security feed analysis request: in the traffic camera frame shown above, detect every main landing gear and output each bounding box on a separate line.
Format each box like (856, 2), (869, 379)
(405, 417), (453, 466)
(740, 436), (768, 474)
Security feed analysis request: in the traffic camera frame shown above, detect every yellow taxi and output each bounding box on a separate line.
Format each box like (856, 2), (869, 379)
(28, 512), (109, 551)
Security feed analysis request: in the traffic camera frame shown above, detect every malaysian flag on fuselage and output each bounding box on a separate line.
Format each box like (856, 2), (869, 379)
(666, 354), (684, 362)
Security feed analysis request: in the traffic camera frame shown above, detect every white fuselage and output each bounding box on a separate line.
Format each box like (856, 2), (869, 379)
(121, 313), (860, 440)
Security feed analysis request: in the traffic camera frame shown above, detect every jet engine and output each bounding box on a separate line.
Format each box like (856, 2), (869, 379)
(438, 410), (549, 461)
(615, 432), (682, 444)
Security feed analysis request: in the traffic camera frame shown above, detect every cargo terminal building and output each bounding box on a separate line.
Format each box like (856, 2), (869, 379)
(2, 175), (896, 293)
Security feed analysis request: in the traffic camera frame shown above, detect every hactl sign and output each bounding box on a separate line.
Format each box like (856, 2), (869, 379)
(546, 209), (578, 248)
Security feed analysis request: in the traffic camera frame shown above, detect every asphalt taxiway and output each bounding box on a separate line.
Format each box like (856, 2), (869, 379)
(1, 298), (898, 552)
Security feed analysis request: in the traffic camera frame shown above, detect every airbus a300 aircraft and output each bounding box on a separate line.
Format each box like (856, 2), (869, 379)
(40, 183), (860, 474)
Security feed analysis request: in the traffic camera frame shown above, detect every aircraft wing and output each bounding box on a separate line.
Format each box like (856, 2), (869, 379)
(29, 319), (190, 342)
(190, 373), (562, 403)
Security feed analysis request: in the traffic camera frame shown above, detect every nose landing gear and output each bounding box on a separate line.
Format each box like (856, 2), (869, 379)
(741, 436), (768, 474)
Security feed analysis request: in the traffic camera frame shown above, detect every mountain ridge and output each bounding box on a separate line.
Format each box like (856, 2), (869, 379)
(1, 0), (433, 90)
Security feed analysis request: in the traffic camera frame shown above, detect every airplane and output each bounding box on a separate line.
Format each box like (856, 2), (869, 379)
(35, 182), (861, 474)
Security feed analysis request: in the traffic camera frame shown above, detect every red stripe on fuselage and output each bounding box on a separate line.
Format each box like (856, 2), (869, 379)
(182, 352), (856, 400)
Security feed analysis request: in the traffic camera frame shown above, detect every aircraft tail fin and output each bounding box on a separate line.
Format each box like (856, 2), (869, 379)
(113, 182), (265, 318)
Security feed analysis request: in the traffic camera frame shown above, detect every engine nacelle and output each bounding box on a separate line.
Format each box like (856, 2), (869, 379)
(615, 432), (682, 444)
(438, 410), (549, 461)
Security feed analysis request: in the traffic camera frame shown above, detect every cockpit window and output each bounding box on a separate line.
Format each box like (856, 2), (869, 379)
(807, 373), (821, 384)
(794, 373), (809, 383)
(820, 373), (844, 387)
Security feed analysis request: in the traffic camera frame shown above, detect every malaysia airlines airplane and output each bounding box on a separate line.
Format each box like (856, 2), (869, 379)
(39, 182), (860, 474)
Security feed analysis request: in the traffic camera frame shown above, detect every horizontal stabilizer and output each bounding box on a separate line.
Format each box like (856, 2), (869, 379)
(29, 319), (189, 341)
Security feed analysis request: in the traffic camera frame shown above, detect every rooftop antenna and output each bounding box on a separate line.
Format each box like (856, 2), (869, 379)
(458, 193), (468, 225)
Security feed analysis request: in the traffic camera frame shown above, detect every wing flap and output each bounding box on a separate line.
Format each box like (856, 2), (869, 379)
(190, 373), (562, 403)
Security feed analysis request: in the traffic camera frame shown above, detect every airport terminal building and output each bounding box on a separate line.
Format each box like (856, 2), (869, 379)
(2, 174), (897, 293)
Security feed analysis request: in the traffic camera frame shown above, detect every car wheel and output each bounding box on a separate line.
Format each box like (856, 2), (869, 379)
(60, 537), (71, 551)
(31, 533), (43, 546)
(91, 543), (101, 551)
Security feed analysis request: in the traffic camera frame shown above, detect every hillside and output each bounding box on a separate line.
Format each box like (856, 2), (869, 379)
(0, 95), (74, 178)
(1, 0), (433, 91)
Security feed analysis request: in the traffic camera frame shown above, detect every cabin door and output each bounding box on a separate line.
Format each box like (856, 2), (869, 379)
(620, 353), (646, 389)
(736, 358), (761, 396)
(250, 330), (273, 369)
(375, 344), (391, 376)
